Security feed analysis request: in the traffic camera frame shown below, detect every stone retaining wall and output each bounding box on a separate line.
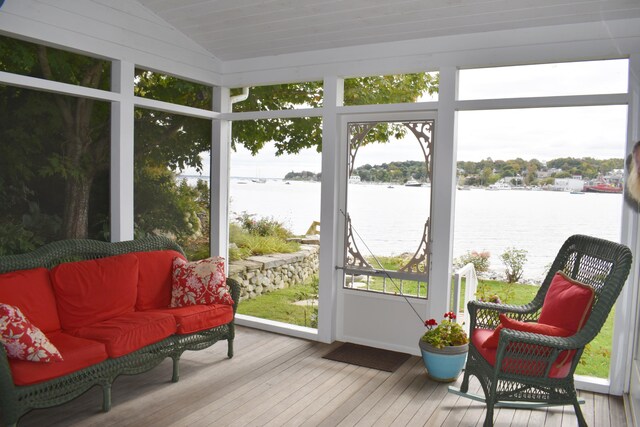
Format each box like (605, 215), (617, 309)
(229, 244), (319, 301)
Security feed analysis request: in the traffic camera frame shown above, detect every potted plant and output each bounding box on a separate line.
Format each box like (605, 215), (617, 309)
(419, 311), (469, 382)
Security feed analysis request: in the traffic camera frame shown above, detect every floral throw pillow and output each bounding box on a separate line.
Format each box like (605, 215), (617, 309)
(170, 257), (234, 307)
(0, 304), (63, 363)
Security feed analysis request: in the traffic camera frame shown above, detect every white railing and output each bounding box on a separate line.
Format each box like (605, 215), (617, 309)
(452, 263), (478, 334)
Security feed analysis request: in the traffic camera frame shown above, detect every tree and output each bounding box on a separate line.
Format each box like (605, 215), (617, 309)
(232, 73), (439, 155)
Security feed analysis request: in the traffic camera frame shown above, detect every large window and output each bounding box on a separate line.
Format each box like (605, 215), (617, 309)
(454, 60), (629, 379)
(0, 36), (112, 255)
(229, 117), (322, 329)
(134, 107), (212, 260)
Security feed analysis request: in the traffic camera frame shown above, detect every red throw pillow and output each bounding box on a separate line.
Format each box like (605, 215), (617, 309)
(538, 271), (595, 333)
(170, 257), (233, 307)
(481, 314), (573, 349)
(0, 304), (63, 363)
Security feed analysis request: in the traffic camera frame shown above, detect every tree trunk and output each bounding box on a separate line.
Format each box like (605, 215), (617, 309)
(62, 175), (93, 239)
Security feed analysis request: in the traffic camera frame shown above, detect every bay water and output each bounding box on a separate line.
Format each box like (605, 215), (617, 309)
(215, 178), (622, 282)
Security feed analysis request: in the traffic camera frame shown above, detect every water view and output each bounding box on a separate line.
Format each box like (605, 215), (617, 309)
(187, 177), (623, 282)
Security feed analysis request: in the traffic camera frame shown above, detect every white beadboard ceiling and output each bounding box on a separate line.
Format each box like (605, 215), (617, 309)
(137, 0), (640, 62)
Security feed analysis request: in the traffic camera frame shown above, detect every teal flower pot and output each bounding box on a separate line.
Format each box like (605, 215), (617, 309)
(419, 339), (468, 382)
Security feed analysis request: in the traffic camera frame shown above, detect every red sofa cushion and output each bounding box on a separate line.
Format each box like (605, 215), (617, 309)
(0, 304), (63, 362)
(9, 332), (108, 386)
(69, 312), (176, 358)
(147, 304), (234, 335)
(539, 271), (594, 333)
(472, 328), (571, 378)
(50, 254), (139, 330)
(0, 267), (61, 333)
(135, 250), (186, 311)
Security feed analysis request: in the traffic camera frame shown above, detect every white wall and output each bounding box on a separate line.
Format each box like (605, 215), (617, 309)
(0, 0), (221, 85)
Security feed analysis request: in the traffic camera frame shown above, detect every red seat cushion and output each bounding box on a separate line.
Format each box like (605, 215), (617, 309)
(134, 250), (186, 311)
(9, 332), (108, 386)
(147, 304), (233, 335)
(68, 312), (176, 358)
(0, 267), (61, 333)
(50, 254), (139, 330)
(482, 315), (573, 349)
(538, 271), (594, 333)
(472, 328), (572, 378)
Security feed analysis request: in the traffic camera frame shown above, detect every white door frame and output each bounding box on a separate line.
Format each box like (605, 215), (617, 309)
(334, 110), (451, 355)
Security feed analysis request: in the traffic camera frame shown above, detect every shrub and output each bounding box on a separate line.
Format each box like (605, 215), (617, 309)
(228, 222), (299, 260)
(500, 247), (528, 283)
(453, 250), (490, 275)
(236, 212), (292, 239)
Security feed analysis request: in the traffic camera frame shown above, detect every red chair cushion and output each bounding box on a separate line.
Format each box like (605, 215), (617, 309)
(0, 267), (61, 333)
(472, 328), (572, 378)
(0, 304), (63, 362)
(538, 271), (594, 333)
(68, 312), (176, 358)
(171, 257), (233, 307)
(482, 314), (573, 349)
(9, 332), (108, 386)
(134, 250), (186, 311)
(51, 254), (139, 330)
(147, 304), (234, 335)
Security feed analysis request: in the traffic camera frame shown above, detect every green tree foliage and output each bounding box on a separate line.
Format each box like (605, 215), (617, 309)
(456, 156), (622, 187)
(546, 157), (623, 179)
(0, 35), (111, 242)
(352, 161), (428, 183)
(232, 73), (439, 155)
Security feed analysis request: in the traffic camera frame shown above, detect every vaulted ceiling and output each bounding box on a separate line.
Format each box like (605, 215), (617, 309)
(138, 0), (640, 62)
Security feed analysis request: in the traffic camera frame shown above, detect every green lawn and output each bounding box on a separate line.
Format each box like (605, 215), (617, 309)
(236, 281), (318, 328)
(238, 277), (613, 378)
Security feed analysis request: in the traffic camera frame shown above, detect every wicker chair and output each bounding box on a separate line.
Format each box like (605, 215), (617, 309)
(449, 235), (632, 427)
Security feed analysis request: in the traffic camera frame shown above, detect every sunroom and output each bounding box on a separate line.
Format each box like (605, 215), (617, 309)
(1, 0), (640, 425)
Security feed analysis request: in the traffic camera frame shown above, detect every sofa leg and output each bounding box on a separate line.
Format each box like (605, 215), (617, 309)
(102, 383), (112, 412)
(228, 339), (234, 358)
(172, 355), (180, 383)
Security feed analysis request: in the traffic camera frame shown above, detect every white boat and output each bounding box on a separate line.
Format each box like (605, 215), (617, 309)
(349, 175), (361, 184)
(404, 179), (422, 187)
(487, 182), (511, 190)
(251, 178), (266, 183)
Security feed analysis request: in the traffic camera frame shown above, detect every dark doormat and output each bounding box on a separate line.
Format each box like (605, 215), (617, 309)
(323, 342), (411, 372)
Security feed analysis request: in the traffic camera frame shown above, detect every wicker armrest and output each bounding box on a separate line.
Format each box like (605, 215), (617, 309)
(227, 277), (241, 314)
(497, 328), (581, 351)
(467, 300), (540, 330)
(494, 328), (583, 378)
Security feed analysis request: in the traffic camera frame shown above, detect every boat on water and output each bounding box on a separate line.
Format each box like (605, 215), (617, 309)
(487, 182), (511, 190)
(349, 175), (361, 184)
(404, 179), (422, 187)
(251, 178), (267, 184)
(583, 183), (622, 194)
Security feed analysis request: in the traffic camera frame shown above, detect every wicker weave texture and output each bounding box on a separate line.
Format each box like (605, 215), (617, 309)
(0, 237), (238, 427)
(460, 234), (632, 427)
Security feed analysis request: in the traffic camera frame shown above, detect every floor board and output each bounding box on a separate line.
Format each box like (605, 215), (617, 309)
(16, 327), (626, 427)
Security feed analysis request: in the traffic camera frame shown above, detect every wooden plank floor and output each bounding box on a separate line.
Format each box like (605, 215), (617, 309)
(18, 327), (627, 427)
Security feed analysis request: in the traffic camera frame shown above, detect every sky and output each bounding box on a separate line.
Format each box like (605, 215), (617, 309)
(184, 59), (630, 179)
